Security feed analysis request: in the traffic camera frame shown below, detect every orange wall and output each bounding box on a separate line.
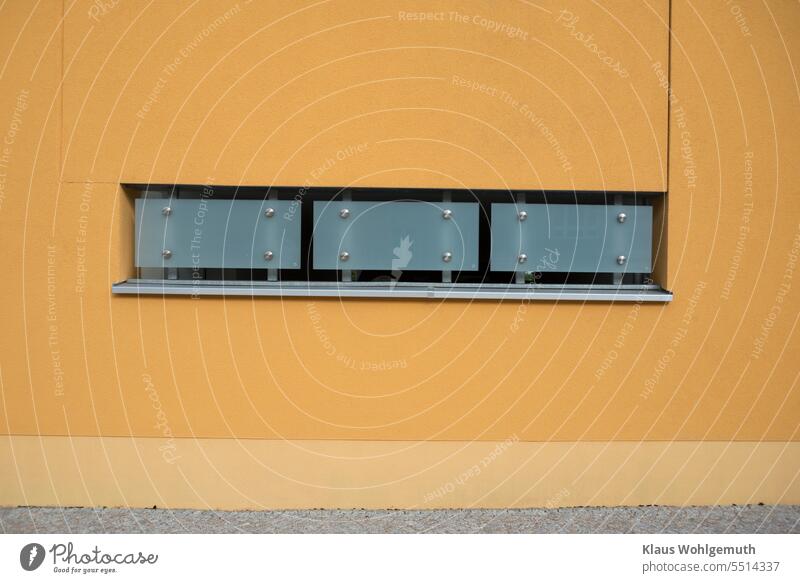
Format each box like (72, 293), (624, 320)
(62, 0), (668, 191)
(0, 1), (798, 507)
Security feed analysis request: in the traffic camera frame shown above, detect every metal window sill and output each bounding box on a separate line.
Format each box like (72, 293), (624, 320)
(112, 280), (673, 302)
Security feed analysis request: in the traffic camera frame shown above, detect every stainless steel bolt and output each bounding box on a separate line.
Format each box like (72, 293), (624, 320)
(162, 249), (172, 259)
(442, 252), (453, 263)
(339, 251), (350, 261)
(518, 210), (528, 221)
(617, 255), (627, 265)
(264, 208), (275, 218)
(518, 253), (528, 264)
(442, 209), (453, 220)
(339, 208), (350, 219)
(161, 206), (172, 216)
(264, 251), (274, 261)
(617, 212), (627, 223)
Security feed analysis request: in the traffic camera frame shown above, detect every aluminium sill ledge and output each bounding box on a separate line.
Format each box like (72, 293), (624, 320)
(112, 280), (673, 302)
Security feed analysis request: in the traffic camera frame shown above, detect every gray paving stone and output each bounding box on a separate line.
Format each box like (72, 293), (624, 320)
(1, 505), (798, 534)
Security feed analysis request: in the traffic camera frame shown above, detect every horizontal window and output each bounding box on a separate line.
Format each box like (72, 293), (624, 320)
(113, 184), (671, 302)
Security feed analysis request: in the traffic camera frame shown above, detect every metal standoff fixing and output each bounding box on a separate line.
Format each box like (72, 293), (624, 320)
(617, 212), (627, 223)
(442, 209), (453, 220)
(518, 210), (528, 221)
(339, 208), (350, 219)
(339, 251), (350, 261)
(161, 206), (172, 216)
(518, 253), (528, 264)
(263, 251), (274, 261)
(617, 255), (627, 265)
(264, 207), (275, 218)
(442, 252), (453, 263)
(161, 249), (172, 259)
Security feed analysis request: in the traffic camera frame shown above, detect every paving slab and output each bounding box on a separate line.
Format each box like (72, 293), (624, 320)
(2, 505), (798, 534)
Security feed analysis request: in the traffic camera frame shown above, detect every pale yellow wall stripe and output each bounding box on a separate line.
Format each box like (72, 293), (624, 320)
(1, 437), (798, 510)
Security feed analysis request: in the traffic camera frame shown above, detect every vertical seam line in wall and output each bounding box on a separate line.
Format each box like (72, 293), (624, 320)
(664, 0), (673, 287)
(664, 0), (673, 192)
(59, 0), (64, 181)
(666, 0), (672, 192)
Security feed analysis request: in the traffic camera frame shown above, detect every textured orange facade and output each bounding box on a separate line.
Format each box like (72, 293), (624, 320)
(0, 1), (798, 509)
